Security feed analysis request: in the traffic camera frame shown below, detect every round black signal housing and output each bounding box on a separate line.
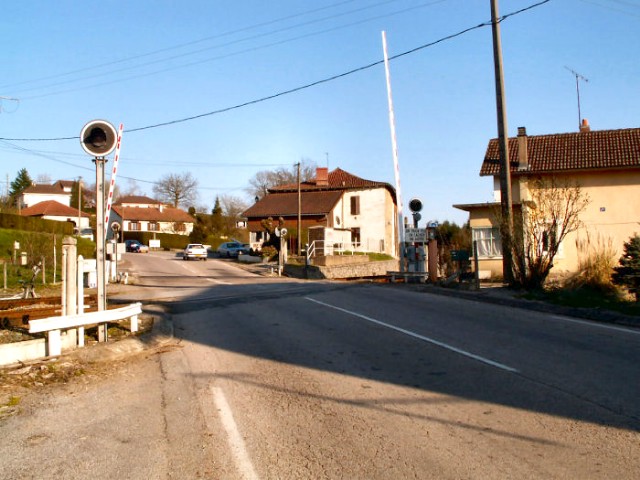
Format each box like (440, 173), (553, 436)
(409, 198), (423, 213)
(80, 120), (117, 157)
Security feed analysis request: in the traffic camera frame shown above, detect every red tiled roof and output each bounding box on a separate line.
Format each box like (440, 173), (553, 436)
(23, 183), (66, 195)
(111, 205), (194, 223)
(270, 167), (395, 196)
(115, 195), (161, 205)
(243, 190), (343, 218)
(20, 200), (90, 218)
(480, 127), (640, 176)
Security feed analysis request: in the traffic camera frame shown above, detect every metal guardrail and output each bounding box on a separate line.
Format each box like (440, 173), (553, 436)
(29, 302), (143, 356)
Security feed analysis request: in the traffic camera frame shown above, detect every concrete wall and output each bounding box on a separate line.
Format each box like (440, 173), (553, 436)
(0, 331), (77, 367)
(285, 259), (399, 279)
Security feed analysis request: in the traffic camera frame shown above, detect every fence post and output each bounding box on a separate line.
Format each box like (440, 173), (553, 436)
(77, 255), (85, 346)
(62, 236), (78, 347)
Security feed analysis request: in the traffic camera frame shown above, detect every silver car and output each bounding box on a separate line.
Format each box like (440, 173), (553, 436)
(216, 242), (247, 258)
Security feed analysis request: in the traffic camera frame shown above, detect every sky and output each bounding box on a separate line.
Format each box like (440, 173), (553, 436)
(1, 0), (638, 225)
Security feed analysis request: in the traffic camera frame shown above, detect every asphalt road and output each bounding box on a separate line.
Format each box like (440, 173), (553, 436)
(1, 251), (638, 479)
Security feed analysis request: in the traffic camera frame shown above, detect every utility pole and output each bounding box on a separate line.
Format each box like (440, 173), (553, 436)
(296, 162), (301, 255)
(77, 176), (82, 232)
(565, 66), (589, 129)
(490, 0), (514, 285)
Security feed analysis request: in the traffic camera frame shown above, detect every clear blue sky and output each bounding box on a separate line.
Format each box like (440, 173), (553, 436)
(1, 0), (638, 225)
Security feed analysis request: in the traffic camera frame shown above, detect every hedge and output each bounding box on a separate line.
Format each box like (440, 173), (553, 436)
(0, 212), (75, 235)
(121, 231), (192, 250)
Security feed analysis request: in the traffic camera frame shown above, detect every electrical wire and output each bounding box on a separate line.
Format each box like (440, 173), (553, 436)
(0, 0), (551, 142)
(14, 0), (446, 100)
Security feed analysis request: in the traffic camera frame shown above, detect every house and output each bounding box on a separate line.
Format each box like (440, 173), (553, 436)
(243, 167), (398, 256)
(110, 195), (195, 237)
(454, 122), (640, 280)
(20, 200), (91, 229)
(20, 180), (75, 209)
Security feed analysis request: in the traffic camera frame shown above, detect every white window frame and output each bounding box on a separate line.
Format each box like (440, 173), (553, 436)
(472, 227), (503, 258)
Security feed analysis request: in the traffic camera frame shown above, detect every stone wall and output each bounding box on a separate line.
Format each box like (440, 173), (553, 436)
(285, 259), (399, 280)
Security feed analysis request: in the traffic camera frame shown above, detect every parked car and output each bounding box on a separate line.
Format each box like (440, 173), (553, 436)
(183, 243), (208, 261)
(217, 241), (248, 258)
(125, 239), (149, 253)
(78, 228), (94, 241)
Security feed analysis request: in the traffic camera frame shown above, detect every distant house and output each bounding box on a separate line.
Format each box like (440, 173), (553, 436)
(110, 195), (195, 237)
(243, 167), (398, 256)
(20, 199), (91, 229)
(454, 122), (640, 280)
(20, 180), (75, 209)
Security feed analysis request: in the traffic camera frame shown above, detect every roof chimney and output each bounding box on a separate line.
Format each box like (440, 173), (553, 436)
(517, 126), (528, 170)
(316, 167), (329, 187)
(580, 118), (591, 132)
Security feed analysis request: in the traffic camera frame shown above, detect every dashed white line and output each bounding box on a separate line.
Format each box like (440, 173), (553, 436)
(212, 386), (259, 480)
(305, 297), (519, 373)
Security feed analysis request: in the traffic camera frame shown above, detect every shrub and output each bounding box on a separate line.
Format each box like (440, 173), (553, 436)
(566, 233), (617, 294)
(612, 235), (640, 302)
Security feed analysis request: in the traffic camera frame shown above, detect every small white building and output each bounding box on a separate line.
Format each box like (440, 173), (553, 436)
(110, 195), (195, 237)
(243, 168), (398, 256)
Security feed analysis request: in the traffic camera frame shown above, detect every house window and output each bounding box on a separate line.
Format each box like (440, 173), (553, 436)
(351, 228), (361, 248)
(473, 227), (502, 258)
(350, 196), (360, 215)
(148, 222), (159, 232)
(129, 221), (140, 231)
(174, 222), (186, 232)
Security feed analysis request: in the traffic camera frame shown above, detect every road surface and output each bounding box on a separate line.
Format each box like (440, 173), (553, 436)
(1, 251), (638, 479)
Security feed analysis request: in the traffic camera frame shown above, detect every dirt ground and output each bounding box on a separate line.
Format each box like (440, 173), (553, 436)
(0, 310), (156, 420)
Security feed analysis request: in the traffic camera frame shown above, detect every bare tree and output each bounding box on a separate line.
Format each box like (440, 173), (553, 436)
(153, 172), (198, 208)
(508, 176), (590, 289)
(246, 158), (316, 200)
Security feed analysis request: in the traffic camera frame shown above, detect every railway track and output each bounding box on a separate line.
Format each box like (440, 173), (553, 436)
(0, 295), (99, 329)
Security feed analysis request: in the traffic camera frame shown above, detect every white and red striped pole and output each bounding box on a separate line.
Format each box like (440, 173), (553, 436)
(104, 123), (123, 238)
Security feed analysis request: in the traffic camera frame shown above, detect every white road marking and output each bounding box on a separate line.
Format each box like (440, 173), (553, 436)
(550, 315), (640, 335)
(306, 297), (519, 373)
(212, 386), (259, 480)
(205, 277), (232, 285)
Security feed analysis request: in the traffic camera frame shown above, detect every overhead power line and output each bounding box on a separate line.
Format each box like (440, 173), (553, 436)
(0, 0), (551, 143)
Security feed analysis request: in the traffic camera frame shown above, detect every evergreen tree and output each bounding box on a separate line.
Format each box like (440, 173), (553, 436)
(9, 168), (33, 205)
(211, 196), (224, 235)
(612, 235), (640, 302)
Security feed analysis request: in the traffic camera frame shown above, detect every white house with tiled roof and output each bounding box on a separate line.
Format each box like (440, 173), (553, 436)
(21, 180), (74, 208)
(110, 195), (194, 237)
(455, 122), (640, 279)
(243, 167), (398, 256)
(20, 200), (91, 229)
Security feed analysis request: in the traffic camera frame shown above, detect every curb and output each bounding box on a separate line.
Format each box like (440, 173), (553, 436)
(71, 304), (174, 363)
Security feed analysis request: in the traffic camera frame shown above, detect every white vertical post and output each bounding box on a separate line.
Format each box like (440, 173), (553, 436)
(47, 330), (62, 357)
(77, 255), (85, 347)
(382, 31), (406, 271)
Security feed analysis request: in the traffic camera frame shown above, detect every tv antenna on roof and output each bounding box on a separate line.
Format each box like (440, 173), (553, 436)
(564, 66), (589, 130)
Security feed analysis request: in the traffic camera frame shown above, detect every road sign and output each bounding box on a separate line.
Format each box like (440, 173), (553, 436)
(404, 227), (427, 243)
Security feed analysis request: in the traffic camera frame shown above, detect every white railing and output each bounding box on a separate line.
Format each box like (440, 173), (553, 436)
(307, 240), (385, 257)
(29, 303), (143, 357)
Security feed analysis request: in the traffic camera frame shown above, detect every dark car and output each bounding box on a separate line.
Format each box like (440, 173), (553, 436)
(125, 239), (146, 253)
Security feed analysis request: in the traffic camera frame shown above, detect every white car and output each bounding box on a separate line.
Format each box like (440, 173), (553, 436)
(183, 243), (208, 261)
